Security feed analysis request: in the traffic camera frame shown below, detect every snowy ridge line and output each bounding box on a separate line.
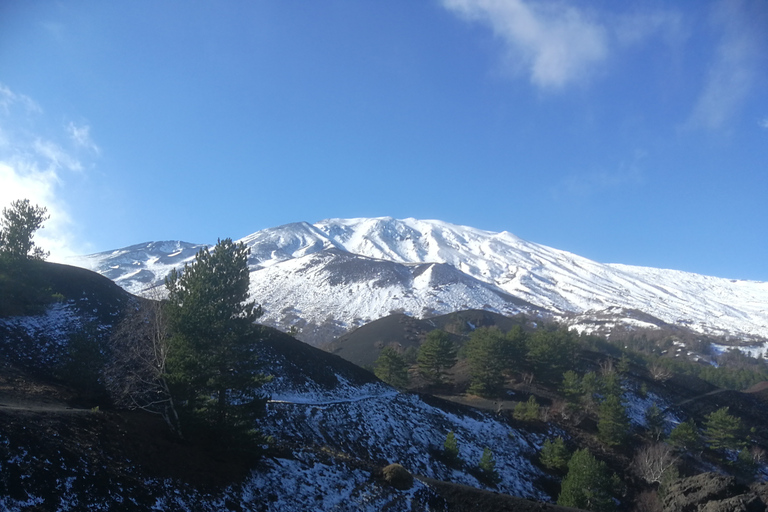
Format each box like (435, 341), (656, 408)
(68, 217), (768, 344)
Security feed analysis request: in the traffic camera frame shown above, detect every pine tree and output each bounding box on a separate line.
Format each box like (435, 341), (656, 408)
(164, 238), (270, 442)
(540, 436), (570, 472)
(0, 199), (49, 261)
(526, 328), (578, 381)
(561, 370), (582, 405)
(644, 403), (665, 441)
(558, 448), (617, 511)
(374, 347), (409, 388)
(444, 431), (460, 463)
(418, 330), (457, 385)
(478, 447), (500, 485)
(513, 395), (540, 422)
(465, 326), (518, 396)
(597, 394), (630, 447)
(668, 419), (701, 452)
(704, 407), (744, 451)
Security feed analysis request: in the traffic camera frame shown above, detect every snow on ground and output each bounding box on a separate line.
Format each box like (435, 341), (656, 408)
(711, 342), (768, 359)
(263, 385), (549, 501)
(0, 302), (90, 367)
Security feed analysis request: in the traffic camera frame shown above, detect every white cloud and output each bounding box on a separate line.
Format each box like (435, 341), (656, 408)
(687, 1), (767, 130)
(760, 118), (768, 129)
(0, 83), (96, 261)
(443, 0), (608, 89)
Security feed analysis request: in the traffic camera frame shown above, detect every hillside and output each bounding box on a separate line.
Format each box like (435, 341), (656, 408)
(69, 217), (768, 348)
(3, 260), (768, 511)
(0, 261), (570, 510)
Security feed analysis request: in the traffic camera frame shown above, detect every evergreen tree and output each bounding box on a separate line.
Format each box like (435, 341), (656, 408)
(374, 347), (409, 388)
(164, 238), (270, 442)
(668, 419), (701, 452)
(444, 431), (460, 463)
(465, 326), (518, 396)
(418, 330), (457, 385)
(558, 448), (617, 511)
(560, 370), (582, 406)
(600, 372), (622, 398)
(526, 328), (578, 381)
(540, 436), (570, 472)
(704, 407), (744, 451)
(478, 447), (500, 485)
(0, 199), (49, 261)
(580, 371), (600, 410)
(644, 403), (665, 441)
(617, 354), (631, 375)
(597, 394), (630, 447)
(513, 395), (540, 422)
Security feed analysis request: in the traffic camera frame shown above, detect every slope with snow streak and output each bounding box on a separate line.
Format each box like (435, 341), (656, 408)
(69, 217), (768, 344)
(309, 218), (768, 340)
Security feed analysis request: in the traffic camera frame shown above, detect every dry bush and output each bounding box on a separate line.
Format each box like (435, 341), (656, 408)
(383, 463), (413, 490)
(649, 361), (673, 382)
(632, 490), (662, 512)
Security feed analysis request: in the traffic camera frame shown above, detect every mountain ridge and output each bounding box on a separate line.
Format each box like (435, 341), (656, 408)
(68, 217), (768, 347)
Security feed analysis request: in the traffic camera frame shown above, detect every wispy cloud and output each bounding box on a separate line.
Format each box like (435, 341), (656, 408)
(687, 0), (767, 130)
(556, 151), (646, 198)
(442, 1), (685, 91)
(443, 0), (608, 89)
(0, 83), (96, 260)
(760, 118), (768, 129)
(67, 122), (100, 154)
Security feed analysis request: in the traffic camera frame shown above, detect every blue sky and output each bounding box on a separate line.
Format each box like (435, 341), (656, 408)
(1, 1), (766, 280)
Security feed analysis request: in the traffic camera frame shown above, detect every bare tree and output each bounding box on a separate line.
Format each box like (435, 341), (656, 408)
(649, 361), (673, 382)
(105, 293), (182, 436)
(633, 443), (677, 485)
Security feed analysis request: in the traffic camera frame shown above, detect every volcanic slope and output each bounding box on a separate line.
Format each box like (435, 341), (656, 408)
(70, 217), (768, 346)
(0, 261), (565, 511)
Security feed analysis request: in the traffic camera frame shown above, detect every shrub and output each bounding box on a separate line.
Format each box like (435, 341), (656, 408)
(540, 436), (570, 472)
(382, 463), (413, 490)
(513, 395), (540, 422)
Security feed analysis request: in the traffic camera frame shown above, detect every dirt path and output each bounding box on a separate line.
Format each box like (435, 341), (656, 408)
(0, 399), (89, 414)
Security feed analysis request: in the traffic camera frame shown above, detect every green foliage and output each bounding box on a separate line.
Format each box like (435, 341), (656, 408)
(402, 346), (419, 365)
(478, 447), (500, 485)
(658, 464), (680, 498)
(668, 419), (701, 452)
(646, 353), (768, 391)
(558, 448), (617, 511)
(540, 436), (570, 472)
(513, 395), (540, 422)
(617, 354), (631, 375)
(600, 372), (622, 398)
(644, 404), (665, 441)
(580, 371), (600, 409)
(443, 431), (460, 463)
(0, 199), (49, 261)
(465, 326), (521, 396)
(735, 448), (758, 481)
(164, 238), (270, 443)
(374, 347), (409, 388)
(526, 328), (578, 380)
(704, 407), (744, 451)
(560, 370), (582, 405)
(417, 330), (457, 385)
(597, 394), (630, 447)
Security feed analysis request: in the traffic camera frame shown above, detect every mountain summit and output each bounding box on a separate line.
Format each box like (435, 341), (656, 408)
(71, 217), (768, 346)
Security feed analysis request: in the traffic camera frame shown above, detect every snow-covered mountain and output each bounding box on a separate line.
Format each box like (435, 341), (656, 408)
(70, 217), (768, 346)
